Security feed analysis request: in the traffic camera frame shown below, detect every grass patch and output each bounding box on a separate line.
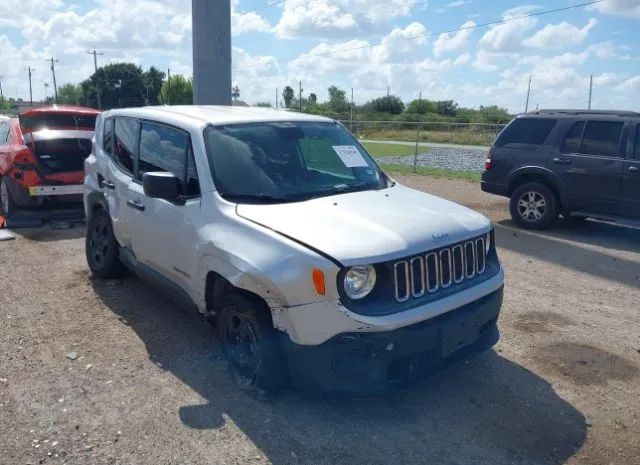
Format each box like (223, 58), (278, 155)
(360, 128), (496, 147)
(361, 142), (423, 158)
(378, 162), (481, 182)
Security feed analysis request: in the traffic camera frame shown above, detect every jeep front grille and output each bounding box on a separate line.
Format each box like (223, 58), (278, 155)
(393, 237), (487, 303)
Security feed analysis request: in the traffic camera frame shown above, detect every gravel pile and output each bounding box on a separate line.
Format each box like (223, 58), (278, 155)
(380, 147), (487, 172)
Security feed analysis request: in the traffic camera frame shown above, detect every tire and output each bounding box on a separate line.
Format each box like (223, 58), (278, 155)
(0, 176), (18, 219)
(218, 292), (288, 396)
(85, 209), (125, 278)
(509, 182), (558, 230)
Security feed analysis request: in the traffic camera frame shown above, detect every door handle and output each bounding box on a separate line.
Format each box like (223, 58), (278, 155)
(100, 179), (115, 190)
(126, 200), (145, 211)
(552, 157), (572, 165)
(629, 166), (639, 173)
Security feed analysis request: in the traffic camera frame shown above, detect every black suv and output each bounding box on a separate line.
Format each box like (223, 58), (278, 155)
(481, 109), (640, 229)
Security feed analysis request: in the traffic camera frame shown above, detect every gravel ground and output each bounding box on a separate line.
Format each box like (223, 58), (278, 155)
(1, 175), (639, 465)
(381, 147), (487, 171)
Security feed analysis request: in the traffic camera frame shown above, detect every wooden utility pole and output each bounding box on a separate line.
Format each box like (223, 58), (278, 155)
(87, 50), (103, 109)
(299, 81), (303, 111)
(47, 58), (60, 103)
(167, 68), (171, 104)
(0, 76), (5, 107)
(524, 75), (532, 113)
(275, 87), (278, 108)
(588, 75), (593, 110)
(27, 67), (35, 106)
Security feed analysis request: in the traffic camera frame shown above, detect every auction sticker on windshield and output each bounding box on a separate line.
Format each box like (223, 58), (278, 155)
(332, 145), (368, 167)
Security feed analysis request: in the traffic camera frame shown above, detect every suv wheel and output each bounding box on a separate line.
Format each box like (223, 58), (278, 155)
(0, 177), (18, 219)
(85, 209), (125, 278)
(219, 292), (288, 397)
(509, 182), (558, 230)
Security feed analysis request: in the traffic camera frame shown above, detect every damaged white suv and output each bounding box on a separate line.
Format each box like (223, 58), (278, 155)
(84, 106), (504, 394)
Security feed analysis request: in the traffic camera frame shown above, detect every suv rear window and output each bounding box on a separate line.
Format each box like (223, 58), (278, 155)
(495, 118), (557, 148)
(32, 138), (92, 173)
(20, 114), (97, 132)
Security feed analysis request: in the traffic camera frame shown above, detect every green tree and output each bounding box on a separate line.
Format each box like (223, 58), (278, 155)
(255, 102), (272, 107)
(57, 83), (83, 105)
(282, 86), (294, 108)
(406, 98), (437, 114)
(81, 63), (146, 109)
(159, 74), (193, 105)
(362, 95), (405, 114)
(436, 100), (459, 117)
(327, 85), (349, 113)
(308, 93), (317, 104)
(143, 66), (166, 106)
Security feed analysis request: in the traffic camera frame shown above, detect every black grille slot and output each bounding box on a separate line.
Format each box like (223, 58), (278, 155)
(465, 241), (476, 278)
(426, 252), (439, 292)
(452, 245), (464, 283)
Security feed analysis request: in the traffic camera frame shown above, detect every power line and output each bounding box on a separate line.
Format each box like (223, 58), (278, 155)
(234, 0), (604, 70)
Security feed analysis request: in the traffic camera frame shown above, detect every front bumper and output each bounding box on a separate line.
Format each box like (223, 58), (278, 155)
(280, 286), (503, 393)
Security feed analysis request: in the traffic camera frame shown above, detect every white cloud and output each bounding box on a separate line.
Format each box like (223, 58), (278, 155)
(617, 75), (640, 92)
(446, 0), (471, 8)
(433, 21), (475, 58)
(523, 19), (597, 49)
(273, 0), (419, 38)
(588, 0), (640, 19)
(479, 6), (539, 52)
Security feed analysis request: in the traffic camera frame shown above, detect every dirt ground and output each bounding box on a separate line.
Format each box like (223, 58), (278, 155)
(1, 174), (639, 465)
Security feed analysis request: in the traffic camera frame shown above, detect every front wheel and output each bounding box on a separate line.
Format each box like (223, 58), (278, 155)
(85, 209), (125, 278)
(218, 292), (288, 396)
(509, 182), (558, 230)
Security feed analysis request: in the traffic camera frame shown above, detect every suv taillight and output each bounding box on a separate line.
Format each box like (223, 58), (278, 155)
(485, 149), (493, 170)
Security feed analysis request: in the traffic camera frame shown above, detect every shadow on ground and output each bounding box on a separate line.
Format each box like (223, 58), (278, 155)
(495, 220), (640, 288)
(92, 275), (587, 465)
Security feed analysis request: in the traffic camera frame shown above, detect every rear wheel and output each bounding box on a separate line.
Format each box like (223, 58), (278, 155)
(509, 182), (558, 230)
(0, 176), (18, 219)
(85, 209), (125, 278)
(218, 292), (288, 396)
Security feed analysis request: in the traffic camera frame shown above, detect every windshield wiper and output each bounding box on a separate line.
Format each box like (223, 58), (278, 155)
(221, 193), (298, 204)
(302, 182), (379, 199)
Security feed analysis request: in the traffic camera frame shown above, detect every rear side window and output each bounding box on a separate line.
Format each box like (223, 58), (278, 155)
(495, 118), (557, 148)
(635, 127), (640, 159)
(580, 121), (623, 158)
(103, 118), (113, 155)
(113, 118), (137, 175)
(561, 122), (585, 153)
(139, 122), (200, 196)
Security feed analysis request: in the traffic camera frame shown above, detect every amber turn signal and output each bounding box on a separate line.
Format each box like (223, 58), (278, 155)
(312, 269), (326, 295)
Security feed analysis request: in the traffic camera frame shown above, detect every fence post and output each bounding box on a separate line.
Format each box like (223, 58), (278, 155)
(413, 123), (421, 173)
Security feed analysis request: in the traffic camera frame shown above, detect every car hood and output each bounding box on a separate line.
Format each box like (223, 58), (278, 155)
(236, 184), (492, 266)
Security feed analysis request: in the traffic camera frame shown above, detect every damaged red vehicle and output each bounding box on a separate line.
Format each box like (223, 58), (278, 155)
(0, 105), (99, 220)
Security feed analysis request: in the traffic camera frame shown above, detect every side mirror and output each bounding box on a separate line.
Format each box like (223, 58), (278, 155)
(142, 172), (182, 203)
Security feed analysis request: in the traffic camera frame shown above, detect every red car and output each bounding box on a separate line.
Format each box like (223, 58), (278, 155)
(0, 105), (99, 221)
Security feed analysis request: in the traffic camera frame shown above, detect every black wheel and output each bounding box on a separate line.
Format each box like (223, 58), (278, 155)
(509, 182), (558, 230)
(0, 176), (18, 219)
(85, 209), (125, 278)
(218, 292), (288, 396)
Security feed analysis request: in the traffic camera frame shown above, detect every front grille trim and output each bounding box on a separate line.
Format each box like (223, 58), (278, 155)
(392, 236), (490, 303)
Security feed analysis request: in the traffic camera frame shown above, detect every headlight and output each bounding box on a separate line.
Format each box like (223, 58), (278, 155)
(343, 265), (376, 299)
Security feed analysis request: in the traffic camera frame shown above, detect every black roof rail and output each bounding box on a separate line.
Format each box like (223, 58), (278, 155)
(527, 109), (639, 117)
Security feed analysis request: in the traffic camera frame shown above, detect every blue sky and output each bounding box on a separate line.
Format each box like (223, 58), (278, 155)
(1, 0), (639, 111)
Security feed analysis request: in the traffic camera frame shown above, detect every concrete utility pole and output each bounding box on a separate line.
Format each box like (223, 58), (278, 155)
(588, 75), (593, 110)
(192, 0), (231, 105)
(0, 76), (4, 106)
(27, 67), (35, 106)
(524, 75), (532, 113)
(386, 85), (390, 97)
(48, 58), (60, 104)
(299, 81), (303, 111)
(350, 88), (354, 131)
(275, 87), (278, 108)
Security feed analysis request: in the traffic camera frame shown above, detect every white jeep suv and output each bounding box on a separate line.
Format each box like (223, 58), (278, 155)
(84, 106), (504, 394)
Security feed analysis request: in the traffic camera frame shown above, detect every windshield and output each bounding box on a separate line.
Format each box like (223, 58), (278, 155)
(203, 121), (388, 202)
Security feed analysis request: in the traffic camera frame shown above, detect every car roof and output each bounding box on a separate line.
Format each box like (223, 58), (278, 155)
(519, 109), (639, 120)
(20, 105), (100, 117)
(104, 105), (335, 126)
